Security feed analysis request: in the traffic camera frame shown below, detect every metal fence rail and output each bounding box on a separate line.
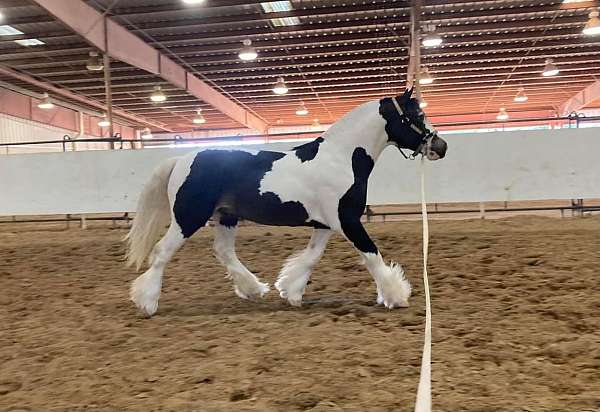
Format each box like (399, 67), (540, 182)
(1, 201), (598, 229)
(1, 114), (600, 154)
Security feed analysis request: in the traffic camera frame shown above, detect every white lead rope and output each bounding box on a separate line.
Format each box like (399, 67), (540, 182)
(414, 155), (432, 412)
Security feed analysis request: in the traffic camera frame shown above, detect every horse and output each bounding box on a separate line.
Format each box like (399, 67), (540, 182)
(125, 88), (447, 317)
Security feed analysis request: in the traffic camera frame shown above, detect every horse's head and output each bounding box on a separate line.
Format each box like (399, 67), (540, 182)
(379, 88), (447, 161)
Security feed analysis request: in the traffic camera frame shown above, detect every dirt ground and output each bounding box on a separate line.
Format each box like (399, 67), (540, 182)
(1, 216), (599, 412)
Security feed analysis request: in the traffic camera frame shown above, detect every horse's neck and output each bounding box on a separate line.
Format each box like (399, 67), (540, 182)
(321, 101), (388, 162)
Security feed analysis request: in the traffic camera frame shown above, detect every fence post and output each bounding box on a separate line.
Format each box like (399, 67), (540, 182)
(479, 202), (486, 219)
(62, 135), (71, 152)
(124, 212), (131, 228)
(365, 205), (373, 223)
(80, 214), (87, 229)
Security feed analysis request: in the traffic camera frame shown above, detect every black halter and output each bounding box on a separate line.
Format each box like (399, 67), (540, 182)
(391, 97), (435, 160)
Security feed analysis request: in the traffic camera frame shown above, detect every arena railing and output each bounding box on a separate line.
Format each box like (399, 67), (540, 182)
(1, 200), (598, 229)
(1, 113), (600, 154)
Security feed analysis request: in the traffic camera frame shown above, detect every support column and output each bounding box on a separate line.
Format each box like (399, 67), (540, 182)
(103, 49), (114, 150)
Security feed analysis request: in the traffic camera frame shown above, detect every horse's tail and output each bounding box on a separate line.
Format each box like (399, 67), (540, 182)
(125, 157), (178, 270)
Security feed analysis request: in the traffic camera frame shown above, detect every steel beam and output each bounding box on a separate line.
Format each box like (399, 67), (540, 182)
(0, 65), (173, 132)
(559, 81), (600, 115)
(31, 0), (267, 132)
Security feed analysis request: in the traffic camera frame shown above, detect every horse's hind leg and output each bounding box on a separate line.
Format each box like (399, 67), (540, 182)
(275, 228), (332, 306)
(130, 222), (186, 316)
(213, 216), (270, 300)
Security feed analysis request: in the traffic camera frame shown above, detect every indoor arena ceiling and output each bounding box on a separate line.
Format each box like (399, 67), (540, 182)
(0, 0), (599, 132)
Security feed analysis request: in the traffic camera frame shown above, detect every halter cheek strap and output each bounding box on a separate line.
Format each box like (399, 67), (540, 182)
(390, 97), (432, 159)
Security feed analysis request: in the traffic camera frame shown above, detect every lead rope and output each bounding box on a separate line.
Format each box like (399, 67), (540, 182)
(414, 155), (432, 412)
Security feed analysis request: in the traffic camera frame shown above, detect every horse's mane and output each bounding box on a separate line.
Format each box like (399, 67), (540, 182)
(291, 137), (322, 151)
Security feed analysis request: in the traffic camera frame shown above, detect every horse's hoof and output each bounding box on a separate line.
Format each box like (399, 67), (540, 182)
(234, 282), (270, 301)
(130, 275), (160, 317)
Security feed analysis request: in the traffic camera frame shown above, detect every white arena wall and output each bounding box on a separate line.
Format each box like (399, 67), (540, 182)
(1, 127), (599, 216)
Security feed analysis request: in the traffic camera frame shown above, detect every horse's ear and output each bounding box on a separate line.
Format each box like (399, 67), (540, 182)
(400, 87), (414, 101)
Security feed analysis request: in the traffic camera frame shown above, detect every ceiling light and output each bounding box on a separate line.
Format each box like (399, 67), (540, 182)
(261, 1), (292, 12)
(583, 10), (600, 36)
(419, 67), (434, 85)
(276, 118), (284, 125)
(496, 108), (509, 121)
(269, 17), (300, 26)
(37, 93), (54, 109)
(150, 85), (167, 102)
(261, 1), (300, 26)
(98, 114), (110, 127)
(238, 39), (258, 61)
(542, 58), (559, 77)
(295, 101), (308, 116)
(0, 25), (24, 36)
(141, 128), (153, 139)
(15, 39), (44, 46)
(514, 88), (528, 102)
(272, 77), (288, 95)
(419, 99), (428, 109)
(192, 108), (206, 124)
(182, 0), (205, 4)
(86, 51), (104, 71)
(422, 25), (443, 48)
(312, 118), (321, 128)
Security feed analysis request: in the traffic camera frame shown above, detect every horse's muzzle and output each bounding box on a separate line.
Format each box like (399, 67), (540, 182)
(426, 135), (447, 160)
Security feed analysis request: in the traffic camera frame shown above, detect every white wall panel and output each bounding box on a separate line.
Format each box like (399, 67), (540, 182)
(1, 128), (599, 216)
(0, 113), (109, 155)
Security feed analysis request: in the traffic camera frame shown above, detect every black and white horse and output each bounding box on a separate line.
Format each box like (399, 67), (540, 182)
(126, 88), (447, 316)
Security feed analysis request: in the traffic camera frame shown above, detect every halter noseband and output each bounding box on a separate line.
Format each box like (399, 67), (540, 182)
(391, 97), (435, 160)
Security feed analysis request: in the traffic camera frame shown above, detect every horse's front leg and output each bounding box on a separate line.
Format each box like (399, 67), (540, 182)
(340, 218), (411, 308)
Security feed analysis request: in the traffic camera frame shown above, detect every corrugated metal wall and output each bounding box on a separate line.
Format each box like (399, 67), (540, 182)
(0, 113), (110, 155)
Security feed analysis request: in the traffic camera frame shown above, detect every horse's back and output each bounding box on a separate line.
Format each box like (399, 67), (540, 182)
(170, 148), (324, 229)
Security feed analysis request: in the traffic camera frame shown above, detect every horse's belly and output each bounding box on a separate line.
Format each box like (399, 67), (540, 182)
(229, 192), (324, 227)
(223, 192), (325, 227)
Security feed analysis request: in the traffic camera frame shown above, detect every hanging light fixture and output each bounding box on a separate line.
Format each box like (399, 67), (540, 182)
(422, 25), (443, 48)
(192, 108), (206, 124)
(150, 85), (167, 102)
(272, 77), (288, 95)
(419, 99), (428, 109)
(141, 128), (153, 139)
(98, 113), (110, 127)
(542, 58), (559, 77)
(514, 87), (528, 102)
(496, 108), (509, 121)
(37, 92), (54, 109)
(86, 51), (104, 71)
(295, 101), (308, 116)
(238, 39), (258, 61)
(419, 67), (434, 85)
(583, 10), (600, 36)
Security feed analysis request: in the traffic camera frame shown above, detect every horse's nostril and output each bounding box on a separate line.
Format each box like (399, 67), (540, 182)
(431, 137), (447, 158)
